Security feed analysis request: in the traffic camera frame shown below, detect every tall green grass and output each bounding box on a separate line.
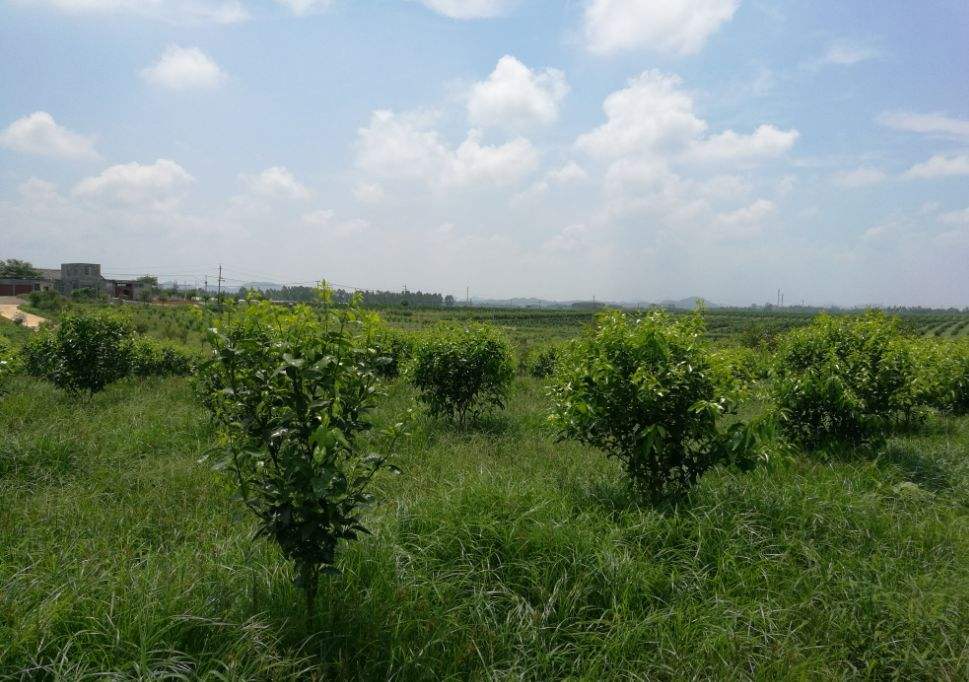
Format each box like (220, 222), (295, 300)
(2, 374), (968, 678)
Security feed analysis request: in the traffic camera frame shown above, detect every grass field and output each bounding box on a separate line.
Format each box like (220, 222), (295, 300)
(2, 303), (969, 679)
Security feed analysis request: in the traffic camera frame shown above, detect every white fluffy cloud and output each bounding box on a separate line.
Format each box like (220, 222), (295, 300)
(24, 0), (249, 23)
(833, 167), (887, 188)
(355, 110), (538, 189)
(467, 56), (569, 131)
(583, 0), (739, 56)
(141, 46), (226, 91)
(714, 198), (775, 238)
(416, 0), (514, 19)
(0, 111), (99, 160)
(576, 71), (797, 164)
(576, 71), (706, 158)
(878, 111), (969, 139)
(903, 154), (969, 180)
(688, 125), (799, 164)
(240, 166), (311, 199)
(72, 159), (194, 207)
(274, 0), (332, 15)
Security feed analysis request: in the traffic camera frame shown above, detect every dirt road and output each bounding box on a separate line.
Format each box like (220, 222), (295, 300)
(0, 297), (47, 329)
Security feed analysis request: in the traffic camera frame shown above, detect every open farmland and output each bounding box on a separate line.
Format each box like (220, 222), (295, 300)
(2, 299), (969, 679)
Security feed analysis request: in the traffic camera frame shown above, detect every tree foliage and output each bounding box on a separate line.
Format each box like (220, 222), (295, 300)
(198, 287), (406, 612)
(409, 323), (515, 423)
(23, 313), (132, 395)
(0, 259), (41, 279)
(771, 312), (915, 448)
(548, 311), (767, 499)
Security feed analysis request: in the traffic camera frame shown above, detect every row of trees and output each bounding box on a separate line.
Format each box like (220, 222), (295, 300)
(245, 285), (455, 308)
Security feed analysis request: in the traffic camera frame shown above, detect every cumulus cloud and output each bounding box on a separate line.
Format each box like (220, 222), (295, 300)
(72, 159), (194, 208)
(903, 154), (969, 180)
(1, 111), (99, 160)
(714, 198), (775, 238)
(141, 46), (226, 91)
(688, 125), (799, 164)
(833, 167), (887, 188)
(24, 0), (249, 23)
(583, 0), (739, 56)
(240, 166), (311, 199)
(274, 0), (332, 15)
(467, 55), (569, 131)
(576, 71), (797, 164)
(546, 161), (588, 184)
(576, 71), (706, 158)
(355, 109), (538, 189)
(416, 0), (515, 19)
(878, 111), (969, 140)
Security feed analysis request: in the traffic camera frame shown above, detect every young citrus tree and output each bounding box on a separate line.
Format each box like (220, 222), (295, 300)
(548, 311), (766, 499)
(367, 326), (414, 379)
(910, 338), (969, 415)
(409, 323), (515, 423)
(23, 312), (132, 396)
(199, 286), (405, 613)
(771, 312), (915, 447)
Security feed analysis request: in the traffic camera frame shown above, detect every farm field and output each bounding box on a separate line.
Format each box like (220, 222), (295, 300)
(1, 302), (969, 679)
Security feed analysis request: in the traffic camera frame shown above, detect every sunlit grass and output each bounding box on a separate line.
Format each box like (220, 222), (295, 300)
(2, 373), (968, 678)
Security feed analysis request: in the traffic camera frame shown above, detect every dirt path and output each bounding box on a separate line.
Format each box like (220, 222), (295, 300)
(0, 297), (47, 329)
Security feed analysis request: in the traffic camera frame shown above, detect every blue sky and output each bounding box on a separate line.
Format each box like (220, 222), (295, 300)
(1, 0), (967, 306)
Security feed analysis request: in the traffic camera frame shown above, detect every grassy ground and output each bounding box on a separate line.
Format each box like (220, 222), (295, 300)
(2, 372), (967, 679)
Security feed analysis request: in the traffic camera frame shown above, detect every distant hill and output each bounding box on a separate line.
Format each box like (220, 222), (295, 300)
(658, 296), (722, 310)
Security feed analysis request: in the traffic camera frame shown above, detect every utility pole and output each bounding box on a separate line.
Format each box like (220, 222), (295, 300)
(217, 264), (223, 305)
(466, 286), (470, 306)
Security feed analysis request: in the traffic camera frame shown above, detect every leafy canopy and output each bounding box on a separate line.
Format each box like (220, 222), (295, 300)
(548, 310), (767, 499)
(771, 311), (915, 448)
(409, 323), (515, 423)
(199, 286), (406, 612)
(0, 259), (41, 279)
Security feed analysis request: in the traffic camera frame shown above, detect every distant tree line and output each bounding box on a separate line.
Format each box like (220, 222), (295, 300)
(241, 285), (454, 308)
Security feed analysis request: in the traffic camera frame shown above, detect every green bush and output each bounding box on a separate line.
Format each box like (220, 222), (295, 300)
(26, 313), (133, 395)
(525, 343), (560, 378)
(548, 311), (767, 499)
(409, 323), (515, 423)
(0, 336), (20, 387)
(27, 288), (64, 312)
(199, 288), (405, 613)
(910, 338), (969, 415)
(126, 336), (194, 377)
(367, 327), (414, 379)
(771, 312), (915, 448)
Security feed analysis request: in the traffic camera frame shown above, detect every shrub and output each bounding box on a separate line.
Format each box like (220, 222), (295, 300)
(525, 343), (560, 379)
(367, 327), (414, 379)
(199, 287), (405, 613)
(0, 336), (20, 387)
(27, 289), (64, 312)
(911, 338), (969, 415)
(21, 332), (58, 378)
(771, 312), (915, 448)
(548, 311), (767, 499)
(27, 313), (133, 395)
(126, 336), (194, 377)
(409, 323), (515, 423)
